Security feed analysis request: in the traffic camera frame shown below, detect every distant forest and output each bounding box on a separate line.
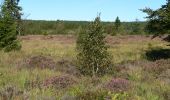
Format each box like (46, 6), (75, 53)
(21, 20), (148, 35)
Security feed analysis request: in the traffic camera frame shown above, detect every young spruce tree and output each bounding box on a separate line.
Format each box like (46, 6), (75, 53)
(112, 16), (121, 35)
(0, 0), (22, 52)
(114, 16), (121, 31)
(77, 16), (113, 76)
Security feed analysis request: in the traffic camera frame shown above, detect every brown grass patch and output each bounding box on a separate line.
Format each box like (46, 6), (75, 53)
(20, 35), (75, 44)
(105, 35), (162, 45)
(117, 59), (170, 76)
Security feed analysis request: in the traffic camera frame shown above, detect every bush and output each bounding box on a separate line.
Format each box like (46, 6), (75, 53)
(3, 40), (21, 52)
(76, 16), (113, 76)
(24, 55), (56, 70)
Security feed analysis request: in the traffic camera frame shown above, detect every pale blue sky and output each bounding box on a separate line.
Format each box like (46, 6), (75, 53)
(1, 0), (167, 21)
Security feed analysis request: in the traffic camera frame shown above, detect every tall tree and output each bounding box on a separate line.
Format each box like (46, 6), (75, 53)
(114, 16), (121, 31)
(141, 0), (170, 36)
(76, 16), (113, 76)
(0, 0), (22, 52)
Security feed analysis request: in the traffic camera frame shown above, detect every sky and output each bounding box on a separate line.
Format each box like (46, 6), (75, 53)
(1, 0), (167, 21)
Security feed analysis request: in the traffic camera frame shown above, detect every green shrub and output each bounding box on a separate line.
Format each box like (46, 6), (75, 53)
(76, 16), (113, 76)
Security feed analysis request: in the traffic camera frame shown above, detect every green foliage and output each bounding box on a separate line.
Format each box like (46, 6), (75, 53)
(0, 35), (169, 99)
(0, 0), (22, 52)
(20, 20), (148, 35)
(21, 20), (89, 35)
(77, 90), (107, 100)
(130, 19), (142, 35)
(141, 0), (170, 35)
(115, 16), (121, 31)
(108, 92), (130, 100)
(104, 23), (115, 35)
(113, 16), (121, 35)
(76, 16), (113, 76)
(135, 83), (163, 100)
(77, 90), (130, 100)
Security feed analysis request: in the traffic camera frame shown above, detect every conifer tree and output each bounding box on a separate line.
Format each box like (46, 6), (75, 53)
(76, 16), (113, 76)
(0, 0), (22, 52)
(114, 16), (121, 31)
(141, 0), (170, 36)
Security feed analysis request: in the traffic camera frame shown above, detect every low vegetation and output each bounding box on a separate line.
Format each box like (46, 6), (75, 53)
(0, 34), (169, 99)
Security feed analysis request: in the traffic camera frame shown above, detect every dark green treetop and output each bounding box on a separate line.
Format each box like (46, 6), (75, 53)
(141, 0), (170, 35)
(114, 16), (121, 31)
(0, 0), (22, 52)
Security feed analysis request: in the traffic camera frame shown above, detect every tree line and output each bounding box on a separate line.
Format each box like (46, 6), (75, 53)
(21, 20), (147, 36)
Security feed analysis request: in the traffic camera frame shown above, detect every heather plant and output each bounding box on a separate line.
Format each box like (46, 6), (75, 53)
(43, 75), (76, 89)
(0, 85), (24, 100)
(76, 16), (113, 76)
(142, 59), (170, 76)
(105, 78), (130, 92)
(24, 55), (56, 70)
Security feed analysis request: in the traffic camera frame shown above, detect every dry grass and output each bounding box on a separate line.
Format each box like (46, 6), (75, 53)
(0, 35), (170, 99)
